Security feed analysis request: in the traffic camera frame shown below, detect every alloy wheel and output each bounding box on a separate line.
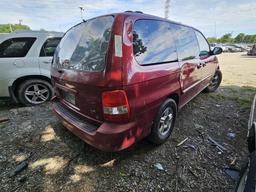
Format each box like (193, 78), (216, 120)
(24, 84), (50, 104)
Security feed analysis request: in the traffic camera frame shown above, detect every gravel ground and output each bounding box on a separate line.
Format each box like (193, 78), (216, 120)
(0, 53), (255, 192)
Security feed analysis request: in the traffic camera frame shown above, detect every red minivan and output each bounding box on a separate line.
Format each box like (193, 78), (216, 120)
(51, 11), (223, 151)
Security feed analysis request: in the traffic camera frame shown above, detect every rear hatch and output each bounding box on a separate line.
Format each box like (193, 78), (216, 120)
(51, 15), (117, 123)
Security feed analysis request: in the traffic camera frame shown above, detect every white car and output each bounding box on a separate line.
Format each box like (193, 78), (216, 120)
(0, 30), (63, 106)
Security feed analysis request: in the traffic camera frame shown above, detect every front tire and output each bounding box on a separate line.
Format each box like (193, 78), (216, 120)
(17, 79), (53, 106)
(149, 98), (177, 144)
(204, 70), (222, 93)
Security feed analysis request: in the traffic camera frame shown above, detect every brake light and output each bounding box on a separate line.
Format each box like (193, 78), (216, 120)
(102, 90), (130, 122)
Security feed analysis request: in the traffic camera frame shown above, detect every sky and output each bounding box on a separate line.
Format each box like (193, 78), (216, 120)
(0, 0), (256, 37)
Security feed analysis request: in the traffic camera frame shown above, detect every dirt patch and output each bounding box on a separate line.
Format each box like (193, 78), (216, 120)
(0, 86), (254, 192)
(0, 53), (255, 191)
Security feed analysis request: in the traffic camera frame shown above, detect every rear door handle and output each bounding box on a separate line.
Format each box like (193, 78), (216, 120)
(58, 69), (64, 74)
(197, 63), (202, 69)
(43, 61), (51, 64)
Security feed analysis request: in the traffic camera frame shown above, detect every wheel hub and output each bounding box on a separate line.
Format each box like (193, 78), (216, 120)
(158, 108), (173, 136)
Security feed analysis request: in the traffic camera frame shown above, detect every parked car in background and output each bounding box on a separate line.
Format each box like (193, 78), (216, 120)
(247, 44), (256, 56)
(225, 44), (243, 52)
(51, 11), (223, 151)
(0, 30), (63, 106)
(218, 44), (229, 52)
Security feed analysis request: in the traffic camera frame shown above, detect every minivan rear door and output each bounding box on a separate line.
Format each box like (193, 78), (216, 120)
(173, 25), (201, 94)
(51, 16), (115, 122)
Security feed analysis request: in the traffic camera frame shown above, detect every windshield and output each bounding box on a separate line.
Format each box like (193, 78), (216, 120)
(53, 16), (114, 71)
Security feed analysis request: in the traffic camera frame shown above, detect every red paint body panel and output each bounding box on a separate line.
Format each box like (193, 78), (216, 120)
(51, 12), (220, 151)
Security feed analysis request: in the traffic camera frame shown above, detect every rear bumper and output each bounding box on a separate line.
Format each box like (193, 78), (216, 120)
(52, 99), (142, 152)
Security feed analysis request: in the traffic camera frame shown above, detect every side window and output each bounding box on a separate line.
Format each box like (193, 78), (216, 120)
(172, 25), (199, 61)
(195, 31), (210, 57)
(40, 38), (61, 57)
(0, 37), (36, 58)
(133, 20), (178, 65)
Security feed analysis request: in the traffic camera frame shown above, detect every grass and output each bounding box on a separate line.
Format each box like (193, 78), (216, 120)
(209, 86), (256, 109)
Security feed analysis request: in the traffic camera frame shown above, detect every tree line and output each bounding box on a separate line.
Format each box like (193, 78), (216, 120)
(0, 24), (30, 33)
(207, 33), (256, 44)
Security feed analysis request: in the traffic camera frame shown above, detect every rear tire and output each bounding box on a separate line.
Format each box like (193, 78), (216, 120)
(149, 98), (177, 144)
(204, 70), (222, 93)
(17, 79), (53, 106)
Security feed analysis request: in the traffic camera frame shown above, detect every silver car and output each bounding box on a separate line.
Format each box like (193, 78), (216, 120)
(0, 30), (63, 106)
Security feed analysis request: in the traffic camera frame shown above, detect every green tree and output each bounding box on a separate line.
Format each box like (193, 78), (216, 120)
(219, 33), (233, 43)
(207, 37), (218, 43)
(0, 24), (30, 33)
(234, 33), (245, 43)
(244, 35), (254, 43)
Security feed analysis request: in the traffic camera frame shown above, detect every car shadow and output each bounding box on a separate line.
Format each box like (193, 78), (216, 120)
(51, 120), (159, 167)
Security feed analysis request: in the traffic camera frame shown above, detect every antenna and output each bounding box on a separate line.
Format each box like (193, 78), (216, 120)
(165, 0), (170, 19)
(79, 6), (85, 21)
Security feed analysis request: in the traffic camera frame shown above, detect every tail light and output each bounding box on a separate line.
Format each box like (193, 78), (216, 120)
(102, 90), (130, 122)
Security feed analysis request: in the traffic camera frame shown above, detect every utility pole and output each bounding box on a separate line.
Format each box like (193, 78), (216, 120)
(79, 6), (85, 21)
(214, 21), (217, 38)
(165, 0), (170, 19)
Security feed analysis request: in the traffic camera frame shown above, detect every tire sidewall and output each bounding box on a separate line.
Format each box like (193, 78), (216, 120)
(150, 99), (177, 144)
(205, 70), (222, 92)
(18, 79), (53, 106)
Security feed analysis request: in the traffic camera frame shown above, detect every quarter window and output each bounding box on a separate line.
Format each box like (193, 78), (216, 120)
(195, 31), (210, 57)
(40, 38), (61, 57)
(0, 37), (36, 58)
(173, 25), (199, 61)
(133, 20), (178, 65)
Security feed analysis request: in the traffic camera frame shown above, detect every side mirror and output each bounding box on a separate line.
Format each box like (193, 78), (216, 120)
(212, 47), (223, 55)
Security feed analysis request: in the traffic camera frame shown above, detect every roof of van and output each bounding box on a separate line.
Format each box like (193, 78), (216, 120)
(65, 11), (199, 36)
(0, 30), (63, 38)
(121, 11), (194, 28)
(82, 11), (195, 31)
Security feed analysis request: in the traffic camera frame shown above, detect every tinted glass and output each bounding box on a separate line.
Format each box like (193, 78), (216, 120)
(133, 20), (178, 65)
(53, 16), (114, 71)
(40, 38), (61, 57)
(0, 37), (36, 58)
(195, 31), (210, 57)
(173, 25), (199, 61)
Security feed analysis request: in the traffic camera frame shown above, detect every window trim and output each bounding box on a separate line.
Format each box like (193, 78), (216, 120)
(132, 18), (179, 66)
(40, 37), (61, 57)
(0, 37), (37, 58)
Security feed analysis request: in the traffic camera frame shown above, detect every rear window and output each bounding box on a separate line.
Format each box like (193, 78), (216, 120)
(53, 16), (114, 71)
(0, 37), (36, 58)
(133, 19), (178, 65)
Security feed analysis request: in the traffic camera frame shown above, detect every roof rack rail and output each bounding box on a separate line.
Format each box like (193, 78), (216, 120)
(125, 10), (143, 14)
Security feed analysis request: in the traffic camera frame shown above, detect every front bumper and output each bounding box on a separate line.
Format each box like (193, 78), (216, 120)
(52, 100), (142, 152)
